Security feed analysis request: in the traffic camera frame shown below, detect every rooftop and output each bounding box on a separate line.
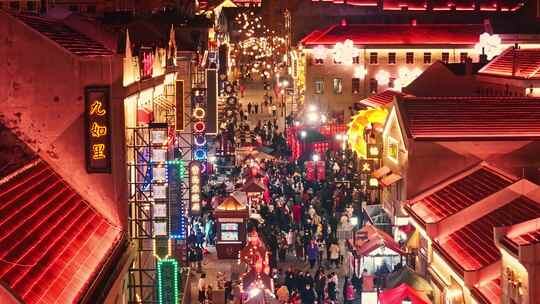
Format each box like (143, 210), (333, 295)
(438, 196), (540, 272)
(408, 165), (514, 226)
(14, 14), (113, 57)
(473, 277), (501, 304)
(0, 159), (122, 304)
(301, 22), (486, 46)
(311, 0), (524, 11)
(358, 90), (406, 108)
(478, 47), (540, 80)
(397, 96), (540, 140)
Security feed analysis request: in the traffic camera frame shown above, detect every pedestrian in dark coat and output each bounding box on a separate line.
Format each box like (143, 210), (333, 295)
(300, 285), (316, 304)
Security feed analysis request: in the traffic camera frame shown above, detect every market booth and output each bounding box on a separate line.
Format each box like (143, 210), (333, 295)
(355, 224), (404, 275)
(215, 196), (249, 259)
(379, 283), (431, 304)
(241, 178), (266, 212)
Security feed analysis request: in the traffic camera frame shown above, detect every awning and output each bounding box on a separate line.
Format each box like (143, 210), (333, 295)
(373, 166), (391, 179)
(381, 173), (402, 187)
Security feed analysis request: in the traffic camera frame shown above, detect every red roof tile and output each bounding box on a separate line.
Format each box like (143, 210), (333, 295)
(473, 277), (501, 304)
(0, 160), (122, 304)
(479, 47), (540, 79)
(15, 14), (113, 57)
(355, 224), (405, 256)
(301, 23), (485, 46)
(311, 0), (523, 10)
(408, 166), (513, 226)
(397, 97), (540, 140)
(359, 90), (406, 107)
(439, 196), (540, 272)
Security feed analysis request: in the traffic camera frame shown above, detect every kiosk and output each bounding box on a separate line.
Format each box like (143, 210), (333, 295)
(215, 196), (249, 259)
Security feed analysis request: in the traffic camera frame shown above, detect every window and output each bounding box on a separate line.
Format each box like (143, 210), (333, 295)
(387, 136), (399, 162)
(87, 5), (96, 13)
(369, 78), (378, 94)
(69, 4), (79, 11)
(370, 52), (378, 65)
(27, 1), (36, 10)
(423, 52), (431, 64)
(352, 78), (360, 94)
(315, 80), (324, 94)
(442, 52), (450, 63)
(333, 78), (343, 94)
(406, 52), (414, 64)
(460, 52), (468, 63)
(353, 56), (360, 64)
(314, 58), (324, 65)
(388, 52), (396, 64)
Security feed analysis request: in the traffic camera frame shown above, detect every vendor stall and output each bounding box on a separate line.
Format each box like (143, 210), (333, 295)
(355, 224), (404, 275)
(379, 283), (431, 304)
(215, 196), (249, 259)
(241, 179), (266, 213)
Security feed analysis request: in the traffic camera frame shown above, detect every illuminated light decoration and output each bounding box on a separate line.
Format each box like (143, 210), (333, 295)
(190, 161), (202, 214)
(475, 32), (503, 60)
(194, 135), (207, 146)
(368, 177), (379, 188)
(85, 86), (112, 173)
(193, 121), (206, 133)
(200, 162), (208, 174)
(347, 108), (389, 158)
(354, 66), (367, 79)
(193, 107), (206, 119)
(156, 259), (179, 304)
(333, 39), (358, 65)
(313, 45), (327, 60)
(375, 70), (391, 86)
(194, 148), (207, 160)
(152, 238), (173, 260)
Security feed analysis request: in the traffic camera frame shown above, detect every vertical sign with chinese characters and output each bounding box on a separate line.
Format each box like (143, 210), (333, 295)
(85, 86), (112, 173)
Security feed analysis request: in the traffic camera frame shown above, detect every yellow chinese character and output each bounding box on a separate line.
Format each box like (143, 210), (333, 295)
(92, 144), (106, 160)
(362, 162), (371, 172)
(89, 100), (106, 116)
(90, 122), (107, 138)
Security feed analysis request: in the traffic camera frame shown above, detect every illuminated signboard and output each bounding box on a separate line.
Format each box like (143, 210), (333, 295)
(157, 259), (179, 304)
(84, 86), (112, 173)
(175, 80), (184, 131)
(190, 161), (201, 215)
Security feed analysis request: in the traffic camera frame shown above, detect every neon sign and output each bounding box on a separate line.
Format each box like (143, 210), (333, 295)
(85, 86), (111, 173)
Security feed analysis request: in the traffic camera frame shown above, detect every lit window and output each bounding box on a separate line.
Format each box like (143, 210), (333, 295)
(387, 136), (399, 162)
(388, 52), (396, 64)
(314, 58), (324, 64)
(315, 80), (324, 94)
(460, 52), (468, 63)
(369, 78), (378, 94)
(370, 52), (378, 65)
(333, 78), (343, 94)
(423, 52), (431, 64)
(442, 52), (449, 63)
(353, 56), (360, 64)
(352, 78), (360, 94)
(406, 52), (414, 64)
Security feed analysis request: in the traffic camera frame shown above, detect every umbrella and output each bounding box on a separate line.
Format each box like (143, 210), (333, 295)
(386, 267), (433, 299)
(298, 129), (327, 143)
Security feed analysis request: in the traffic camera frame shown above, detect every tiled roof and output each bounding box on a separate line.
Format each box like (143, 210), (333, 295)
(439, 196), (540, 272)
(356, 224), (404, 256)
(0, 159), (122, 304)
(310, 0), (524, 11)
(397, 97), (540, 140)
(408, 166), (513, 226)
(15, 14), (113, 57)
(478, 47), (540, 80)
(473, 278), (501, 304)
(358, 90), (406, 108)
(301, 23), (485, 46)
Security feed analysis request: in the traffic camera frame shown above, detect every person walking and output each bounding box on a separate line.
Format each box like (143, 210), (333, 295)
(247, 102), (252, 114)
(276, 284), (289, 303)
(198, 273), (208, 303)
(329, 242), (340, 268)
(344, 279), (356, 304)
(300, 284), (316, 304)
(254, 102), (259, 114)
(307, 239), (318, 269)
(271, 104), (277, 117)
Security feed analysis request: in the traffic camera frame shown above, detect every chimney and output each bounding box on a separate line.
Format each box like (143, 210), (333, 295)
(410, 19), (417, 26)
(465, 57), (473, 76)
(479, 48), (488, 64)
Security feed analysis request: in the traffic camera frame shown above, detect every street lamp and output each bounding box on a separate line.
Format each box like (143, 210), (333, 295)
(312, 154), (320, 162)
(300, 130), (307, 138)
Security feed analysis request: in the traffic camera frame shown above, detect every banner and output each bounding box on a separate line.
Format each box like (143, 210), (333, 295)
(84, 86), (112, 173)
